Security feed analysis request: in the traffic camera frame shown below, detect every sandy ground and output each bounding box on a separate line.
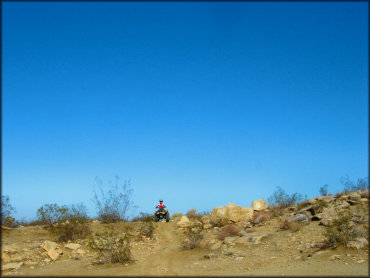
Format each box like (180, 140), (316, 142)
(2, 220), (369, 276)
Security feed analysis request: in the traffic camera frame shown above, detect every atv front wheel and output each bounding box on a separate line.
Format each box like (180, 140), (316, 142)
(166, 213), (170, 222)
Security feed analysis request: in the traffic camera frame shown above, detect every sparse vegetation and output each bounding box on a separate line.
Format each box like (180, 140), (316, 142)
(252, 211), (273, 224)
(36, 203), (69, 226)
(186, 209), (202, 221)
(279, 219), (304, 232)
(217, 224), (241, 240)
(210, 215), (229, 227)
(268, 187), (303, 210)
(313, 199), (328, 213)
(181, 222), (203, 249)
(131, 212), (154, 222)
(48, 203), (91, 242)
(93, 176), (136, 223)
(319, 184), (329, 196)
(171, 212), (184, 221)
(340, 176), (369, 192)
(323, 210), (361, 248)
(138, 222), (154, 238)
(89, 227), (132, 264)
(1, 195), (16, 227)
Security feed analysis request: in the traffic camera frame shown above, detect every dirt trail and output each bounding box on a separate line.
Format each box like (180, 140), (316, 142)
(137, 221), (181, 275)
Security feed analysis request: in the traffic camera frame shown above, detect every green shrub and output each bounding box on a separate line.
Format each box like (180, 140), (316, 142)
(89, 228), (131, 264)
(323, 210), (357, 248)
(37, 204), (69, 226)
(268, 187), (303, 209)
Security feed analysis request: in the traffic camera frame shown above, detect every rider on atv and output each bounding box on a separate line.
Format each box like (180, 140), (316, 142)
(156, 199), (166, 210)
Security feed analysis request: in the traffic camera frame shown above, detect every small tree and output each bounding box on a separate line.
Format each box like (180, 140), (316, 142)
(1, 195), (16, 227)
(319, 184), (328, 196)
(93, 176), (135, 223)
(36, 203), (69, 226)
(268, 186), (303, 209)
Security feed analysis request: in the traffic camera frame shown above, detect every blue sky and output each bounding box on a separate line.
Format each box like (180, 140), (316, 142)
(2, 2), (368, 220)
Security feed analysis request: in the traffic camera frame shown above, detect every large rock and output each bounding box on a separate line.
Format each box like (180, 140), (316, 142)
(347, 238), (368, 249)
(284, 213), (309, 223)
(177, 216), (190, 227)
(252, 199), (267, 211)
(2, 262), (23, 271)
(47, 249), (60, 261)
(211, 203), (253, 223)
(359, 190), (369, 199)
(316, 207), (337, 221)
(348, 192), (361, 202)
(41, 240), (60, 252)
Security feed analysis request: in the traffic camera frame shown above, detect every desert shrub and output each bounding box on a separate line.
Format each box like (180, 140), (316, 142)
(48, 203), (91, 242)
(186, 209), (202, 221)
(93, 176), (136, 223)
(251, 211), (273, 224)
(296, 200), (311, 211)
(36, 203), (69, 226)
(131, 212), (153, 222)
(319, 184), (328, 196)
(323, 210), (358, 248)
(279, 220), (303, 232)
(89, 228), (131, 264)
(217, 225), (241, 240)
(210, 215), (229, 227)
(340, 176), (369, 192)
(1, 195), (16, 227)
(181, 223), (203, 249)
(313, 199), (328, 213)
(138, 222), (154, 238)
(171, 212), (184, 221)
(268, 187), (303, 209)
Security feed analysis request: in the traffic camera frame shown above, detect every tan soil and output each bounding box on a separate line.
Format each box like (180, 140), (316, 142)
(2, 218), (369, 276)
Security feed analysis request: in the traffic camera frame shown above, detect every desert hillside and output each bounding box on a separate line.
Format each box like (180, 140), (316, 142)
(1, 189), (369, 276)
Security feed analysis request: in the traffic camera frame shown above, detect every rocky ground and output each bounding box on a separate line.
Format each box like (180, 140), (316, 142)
(1, 190), (369, 276)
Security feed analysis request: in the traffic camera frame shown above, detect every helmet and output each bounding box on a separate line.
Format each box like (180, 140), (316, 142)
(159, 199), (163, 203)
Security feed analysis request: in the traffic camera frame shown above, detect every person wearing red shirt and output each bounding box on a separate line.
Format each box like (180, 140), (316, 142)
(156, 199), (166, 210)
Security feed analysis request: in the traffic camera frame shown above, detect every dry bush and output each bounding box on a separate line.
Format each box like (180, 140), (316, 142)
(1, 195), (16, 227)
(139, 222), (154, 238)
(296, 201), (311, 211)
(252, 211), (273, 224)
(171, 212), (184, 221)
(323, 210), (359, 248)
(279, 220), (303, 232)
(181, 223), (203, 249)
(313, 199), (328, 213)
(217, 225), (242, 240)
(131, 212), (153, 222)
(50, 218), (91, 242)
(268, 187), (303, 209)
(89, 228), (132, 264)
(210, 215), (229, 227)
(186, 209), (202, 221)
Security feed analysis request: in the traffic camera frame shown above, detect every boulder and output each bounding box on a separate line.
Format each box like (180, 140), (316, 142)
(347, 238), (368, 249)
(41, 240), (59, 252)
(316, 207), (337, 221)
(211, 203), (253, 223)
(177, 216), (190, 227)
(252, 199), (267, 211)
(348, 192), (361, 202)
(47, 249), (60, 261)
(359, 190), (369, 199)
(2, 262), (23, 271)
(65, 243), (81, 250)
(307, 199), (316, 205)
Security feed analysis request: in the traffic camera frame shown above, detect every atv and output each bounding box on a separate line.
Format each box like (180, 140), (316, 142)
(154, 207), (170, 222)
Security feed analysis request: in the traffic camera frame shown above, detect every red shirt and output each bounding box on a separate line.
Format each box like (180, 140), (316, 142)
(156, 203), (166, 209)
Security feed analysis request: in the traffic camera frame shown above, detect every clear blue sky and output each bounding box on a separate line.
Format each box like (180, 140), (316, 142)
(2, 2), (368, 221)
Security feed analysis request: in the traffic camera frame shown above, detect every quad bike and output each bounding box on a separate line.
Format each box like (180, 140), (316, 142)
(154, 207), (170, 222)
